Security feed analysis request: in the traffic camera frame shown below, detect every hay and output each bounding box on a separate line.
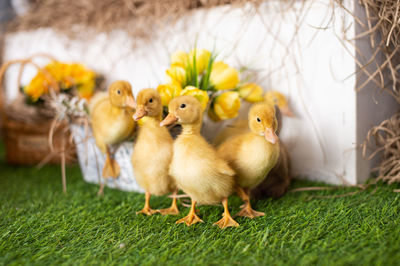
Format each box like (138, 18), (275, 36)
(358, 0), (400, 184)
(6, 0), (262, 40)
(356, 0), (400, 96)
(364, 112), (400, 184)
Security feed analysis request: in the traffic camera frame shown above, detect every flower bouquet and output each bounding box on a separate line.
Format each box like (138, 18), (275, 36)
(157, 49), (264, 124)
(0, 56), (100, 167)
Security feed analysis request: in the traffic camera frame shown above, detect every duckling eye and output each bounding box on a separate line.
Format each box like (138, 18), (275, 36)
(117, 90), (121, 95)
(257, 117), (261, 122)
(149, 98), (153, 103)
(180, 103), (186, 109)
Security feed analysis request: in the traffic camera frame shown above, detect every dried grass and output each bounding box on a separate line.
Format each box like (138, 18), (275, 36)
(6, 0), (262, 40)
(358, 0), (400, 185)
(364, 112), (400, 184)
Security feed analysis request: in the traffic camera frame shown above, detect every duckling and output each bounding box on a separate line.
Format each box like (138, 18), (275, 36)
(160, 95), (239, 229)
(264, 90), (294, 117)
(131, 89), (178, 216)
(89, 80), (136, 195)
(213, 90), (293, 146)
(252, 90), (292, 199)
(217, 103), (280, 218)
(251, 141), (291, 199)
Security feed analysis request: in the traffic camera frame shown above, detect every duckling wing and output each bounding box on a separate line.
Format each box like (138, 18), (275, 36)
(88, 92), (108, 114)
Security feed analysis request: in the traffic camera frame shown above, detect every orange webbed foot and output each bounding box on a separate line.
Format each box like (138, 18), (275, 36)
(136, 207), (158, 216)
(236, 205), (265, 218)
(102, 157), (120, 178)
(176, 200), (203, 226)
(176, 213), (203, 226)
(158, 206), (180, 216)
(213, 214), (239, 229)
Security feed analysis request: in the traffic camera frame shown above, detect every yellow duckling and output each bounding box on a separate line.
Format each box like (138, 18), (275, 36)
(160, 95), (239, 229)
(89, 80), (136, 195)
(213, 90), (293, 146)
(264, 90), (294, 117)
(131, 89), (178, 216)
(217, 103), (280, 218)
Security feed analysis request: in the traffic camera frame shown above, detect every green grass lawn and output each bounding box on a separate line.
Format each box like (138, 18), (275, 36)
(0, 153), (399, 265)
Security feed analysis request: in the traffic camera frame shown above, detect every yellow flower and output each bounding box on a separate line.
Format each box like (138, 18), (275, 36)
(189, 49), (211, 74)
(180, 86), (209, 110)
(209, 61), (239, 90)
(171, 51), (189, 67)
(44, 62), (64, 83)
(166, 64), (187, 86)
(157, 82), (182, 107)
(24, 73), (47, 101)
(68, 63), (96, 87)
(238, 83), (264, 103)
(77, 79), (96, 100)
(211, 91), (241, 121)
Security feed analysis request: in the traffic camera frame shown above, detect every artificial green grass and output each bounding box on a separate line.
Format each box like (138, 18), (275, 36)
(0, 151), (399, 265)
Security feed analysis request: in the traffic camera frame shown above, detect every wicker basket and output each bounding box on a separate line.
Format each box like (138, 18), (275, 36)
(2, 117), (75, 165)
(0, 56), (76, 165)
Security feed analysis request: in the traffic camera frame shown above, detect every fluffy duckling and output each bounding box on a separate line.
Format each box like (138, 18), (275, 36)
(160, 95), (238, 229)
(213, 90), (292, 146)
(264, 90), (294, 117)
(89, 80), (136, 195)
(217, 103), (280, 218)
(132, 89), (178, 216)
(251, 141), (291, 199)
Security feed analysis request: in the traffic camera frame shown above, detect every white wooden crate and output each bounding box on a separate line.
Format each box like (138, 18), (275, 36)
(3, 0), (397, 185)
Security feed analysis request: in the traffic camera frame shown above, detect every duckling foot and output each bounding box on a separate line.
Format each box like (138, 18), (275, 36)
(214, 215), (239, 229)
(176, 200), (203, 226)
(136, 207), (158, 216)
(159, 193), (180, 215)
(236, 205), (265, 219)
(102, 157), (120, 178)
(136, 192), (157, 216)
(97, 182), (105, 196)
(176, 213), (203, 226)
(213, 198), (239, 229)
(158, 205), (179, 215)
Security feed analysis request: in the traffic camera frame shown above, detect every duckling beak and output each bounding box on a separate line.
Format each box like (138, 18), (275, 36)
(264, 127), (278, 144)
(133, 106), (147, 121)
(160, 113), (178, 127)
(279, 105), (294, 117)
(125, 96), (136, 109)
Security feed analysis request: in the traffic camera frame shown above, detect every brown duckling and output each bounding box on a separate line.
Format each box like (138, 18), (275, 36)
(160, 95), (239, 229)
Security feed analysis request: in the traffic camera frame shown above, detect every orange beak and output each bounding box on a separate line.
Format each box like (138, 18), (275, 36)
(160, 113), (178, 127)
(279, 105), (294, 117)
(125, 96), (136, 109)
(264, 127), (278, 144)
(133, 106), (147, 121)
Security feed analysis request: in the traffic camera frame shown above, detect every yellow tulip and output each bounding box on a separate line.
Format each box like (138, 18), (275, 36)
(171, 51), (189, 67)
(24, 73), (47, 101)
(166, 64), (187, 86)
(77, 79), (96, 100)
(238, 83), (264, 103)
(180, 86), (209, 110)
(209, 61), (239, 90)
(211, 91), (241, 121)
(157, 82), (182, 107)
(189, 49), (211, 74)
